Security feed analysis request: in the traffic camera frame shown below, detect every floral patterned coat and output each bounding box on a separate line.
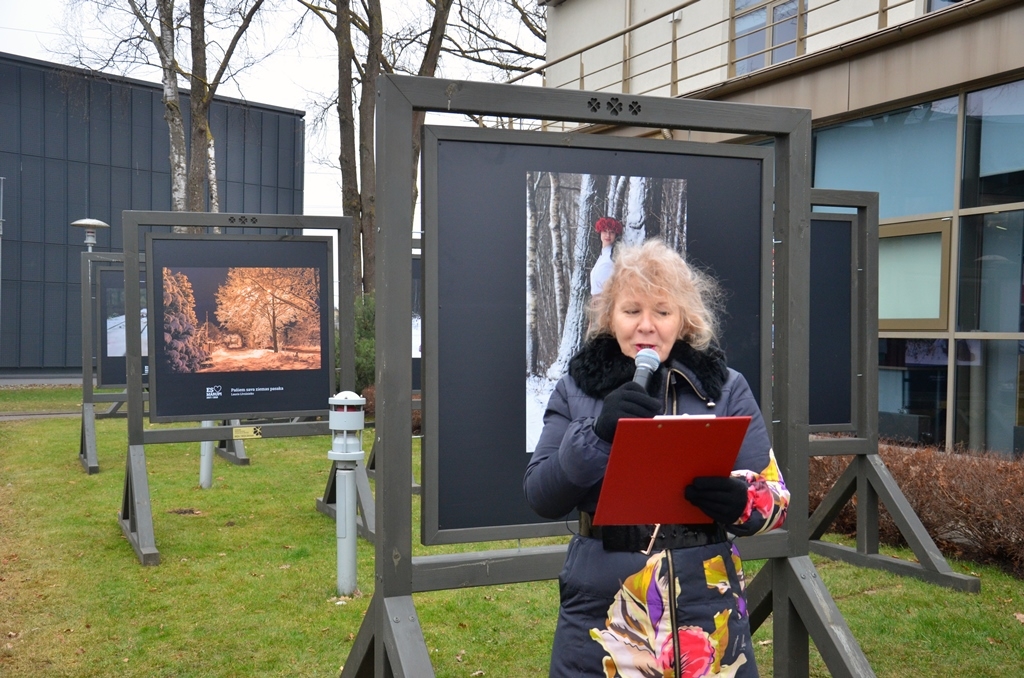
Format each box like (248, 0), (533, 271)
(524, 336), (789, 678)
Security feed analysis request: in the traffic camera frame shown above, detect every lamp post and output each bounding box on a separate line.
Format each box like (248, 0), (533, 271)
(70, 217), (110, 253)
(328, 390), (366, 596)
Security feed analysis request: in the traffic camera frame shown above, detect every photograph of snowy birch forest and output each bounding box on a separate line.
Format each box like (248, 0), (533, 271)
(525, 171), (688, 452)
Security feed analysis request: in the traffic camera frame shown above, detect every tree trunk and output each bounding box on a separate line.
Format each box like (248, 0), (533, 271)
(548, 172), (565, 334)
(335, 0), (362, 296)
(150, 0), (188, 216)
(358, 0), (382, 295)
(187, 0), (210, 215)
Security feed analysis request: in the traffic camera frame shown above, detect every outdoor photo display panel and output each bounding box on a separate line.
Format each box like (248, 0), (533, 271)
(427, 127), (769, 536)
(97, 266), (149, 388)
(146, 234), (333, 422)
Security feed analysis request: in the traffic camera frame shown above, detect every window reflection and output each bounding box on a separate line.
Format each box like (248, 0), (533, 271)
(954, 339), (1024, 458)
(878, 339), (947, 447)
(962, 80), (1024, 208)
(957, 211), (1024, 332)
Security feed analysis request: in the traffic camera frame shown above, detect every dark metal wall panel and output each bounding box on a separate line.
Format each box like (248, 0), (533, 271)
(243, 182), (260, 212)
(19, 282), (43, 367)
(0, 64), (20, 153)
(0, 152), (21, 240)
(44, 72), (67, 160)
(260, 185), (277, 213)
(44, 245), (65, 284)
(43, 283), (67, 366)
(152, 172), (171, 211)
(111, 84), (132, 168)
(226, 106), (245, 183)
(1, 54), (305, 372)
(88, 81), (111, 166)
(20, 68), (44, 157)
(244, 109), (261, 185)
(20, 156), (44, 242)
(225, 181), (244, 212)
(67, 79), (90, 163)
(67, 161), (89, 223)
(132, 88), (153, 168)
(277, 115), (295, 189)
(293, 119), (304, 192)
(1, 282), (19, 364)
(261, 113), (279, 186)
(44, 159), (68, 244)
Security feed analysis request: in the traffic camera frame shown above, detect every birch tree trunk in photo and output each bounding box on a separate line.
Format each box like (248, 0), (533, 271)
(526, 171), (540, 375)
(622, 176), (649, 246)
(547, 172), (566, 336)
(546, 173), (606, 380)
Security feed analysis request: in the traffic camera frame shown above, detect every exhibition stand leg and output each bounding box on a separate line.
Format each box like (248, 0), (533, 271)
(119, 444), (159, 565)
(215, 419), (250, 465)
(79, 403), (100, 474)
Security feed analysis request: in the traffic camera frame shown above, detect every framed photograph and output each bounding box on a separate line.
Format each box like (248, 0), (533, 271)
(421, 126), (773, 543)
(145, 234), (334, 423)
(96, 266), (149, 388)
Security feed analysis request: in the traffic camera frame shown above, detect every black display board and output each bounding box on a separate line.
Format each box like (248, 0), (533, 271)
(97, 267), (149, 388)
(146, 234), (333, 422)
(809, 217), (854, 428)
(424, 127), (771, 539)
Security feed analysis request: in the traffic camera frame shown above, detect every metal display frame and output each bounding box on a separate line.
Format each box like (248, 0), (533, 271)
(79, 252), (137, 474)
(119, 211), (354, 565)
(343, 73), (875, 678)
(419, 124), (774, 544)
(804, 189), (978, 592)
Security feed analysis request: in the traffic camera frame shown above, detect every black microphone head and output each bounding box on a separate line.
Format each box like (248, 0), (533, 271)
(634, 348), (660, 374)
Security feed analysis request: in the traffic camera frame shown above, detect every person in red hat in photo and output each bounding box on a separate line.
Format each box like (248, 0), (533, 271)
(590, 216), (624, 296)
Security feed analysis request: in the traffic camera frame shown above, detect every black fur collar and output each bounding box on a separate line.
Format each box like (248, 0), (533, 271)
(567, 335), (727, 401)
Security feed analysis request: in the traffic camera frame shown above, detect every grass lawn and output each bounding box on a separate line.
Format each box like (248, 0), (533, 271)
(1, 388), (1023, 676)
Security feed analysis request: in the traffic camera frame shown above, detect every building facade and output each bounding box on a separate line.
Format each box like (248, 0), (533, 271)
(540, 0), (1024, 455)
(0, 52), (305, 376)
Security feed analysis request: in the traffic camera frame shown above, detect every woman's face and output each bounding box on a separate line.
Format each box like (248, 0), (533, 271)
(610, 291), (684, 363)
(600, 230), (617, 247)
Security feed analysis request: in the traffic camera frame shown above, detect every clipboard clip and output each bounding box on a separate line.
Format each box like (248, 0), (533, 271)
(642, 523), (662, 555)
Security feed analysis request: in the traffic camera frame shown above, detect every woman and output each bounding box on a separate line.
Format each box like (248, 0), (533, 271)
(524, 239), (788, 678)
(590, 216), (623, 296)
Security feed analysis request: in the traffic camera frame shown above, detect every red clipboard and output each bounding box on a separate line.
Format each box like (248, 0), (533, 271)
(592, 415), (751, 525)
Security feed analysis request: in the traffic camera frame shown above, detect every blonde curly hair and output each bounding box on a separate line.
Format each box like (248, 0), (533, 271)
(586, 239), (722, 351)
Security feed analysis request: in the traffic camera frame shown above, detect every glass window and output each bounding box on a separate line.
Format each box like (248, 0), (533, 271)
(962, 80), (1024, 208)
(733, 1), (804, 76)
(813, 98), (959, 219)
(957, 210), (1024, 332)
(878, 338), (948, 447)
(953, 339), (1024, 457)
(878, 220), (950, 331)
(928, 0), (966, 12)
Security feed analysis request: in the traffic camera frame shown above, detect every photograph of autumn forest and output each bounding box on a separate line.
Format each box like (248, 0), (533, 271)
(525, 171), (688, 452)
(161, 266), (322, 374)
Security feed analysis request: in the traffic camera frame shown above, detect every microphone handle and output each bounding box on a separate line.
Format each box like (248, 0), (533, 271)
(633, 366), (653, 390)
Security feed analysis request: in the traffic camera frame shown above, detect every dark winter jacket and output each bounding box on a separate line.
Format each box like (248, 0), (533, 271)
(524, 335), (789, 677)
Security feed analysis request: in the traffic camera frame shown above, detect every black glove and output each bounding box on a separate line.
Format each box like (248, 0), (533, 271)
(593, 381), (662, 442)
(685, 476), (749, 525)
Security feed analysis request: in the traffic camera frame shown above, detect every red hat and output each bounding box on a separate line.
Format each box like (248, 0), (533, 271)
(594, 217), (623, 235)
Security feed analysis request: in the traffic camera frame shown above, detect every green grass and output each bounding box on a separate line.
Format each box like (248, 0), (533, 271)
(1, 399), (1023, 676)
(0, 385), (85, 413)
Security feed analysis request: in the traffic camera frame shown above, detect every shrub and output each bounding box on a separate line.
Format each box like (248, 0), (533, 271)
(354, 294), (375, 394)
(809, 444), (1024, 576)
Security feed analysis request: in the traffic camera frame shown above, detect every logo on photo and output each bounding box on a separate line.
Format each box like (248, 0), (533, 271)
(206, 385), (223, 399)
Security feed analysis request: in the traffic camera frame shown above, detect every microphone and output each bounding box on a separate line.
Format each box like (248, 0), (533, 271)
(633, 348), (661, 390)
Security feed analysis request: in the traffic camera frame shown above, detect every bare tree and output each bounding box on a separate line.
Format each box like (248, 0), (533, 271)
(215, 267), (321, 351)
(62, 0), (270, 220)
(297, 0), (544, 296)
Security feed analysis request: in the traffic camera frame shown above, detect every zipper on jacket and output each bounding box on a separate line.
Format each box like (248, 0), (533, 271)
(666, 550), (681, 676)
(665, 368), (714, 413)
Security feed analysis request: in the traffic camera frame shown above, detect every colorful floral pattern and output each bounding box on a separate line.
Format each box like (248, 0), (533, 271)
(734, 448), (788, 533)
(592, 552), (750, 677)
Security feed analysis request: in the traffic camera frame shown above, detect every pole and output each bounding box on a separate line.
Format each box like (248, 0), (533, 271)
(200, 420), (215, 488)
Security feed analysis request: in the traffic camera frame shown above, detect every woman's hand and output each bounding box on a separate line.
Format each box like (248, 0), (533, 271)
(593, 382), (662, 442)
(684, 476), (748, 525)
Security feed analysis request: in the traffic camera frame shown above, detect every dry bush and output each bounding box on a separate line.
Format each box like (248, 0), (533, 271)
(809, 444), (1024, 577)
(359, 385), (421, 435)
